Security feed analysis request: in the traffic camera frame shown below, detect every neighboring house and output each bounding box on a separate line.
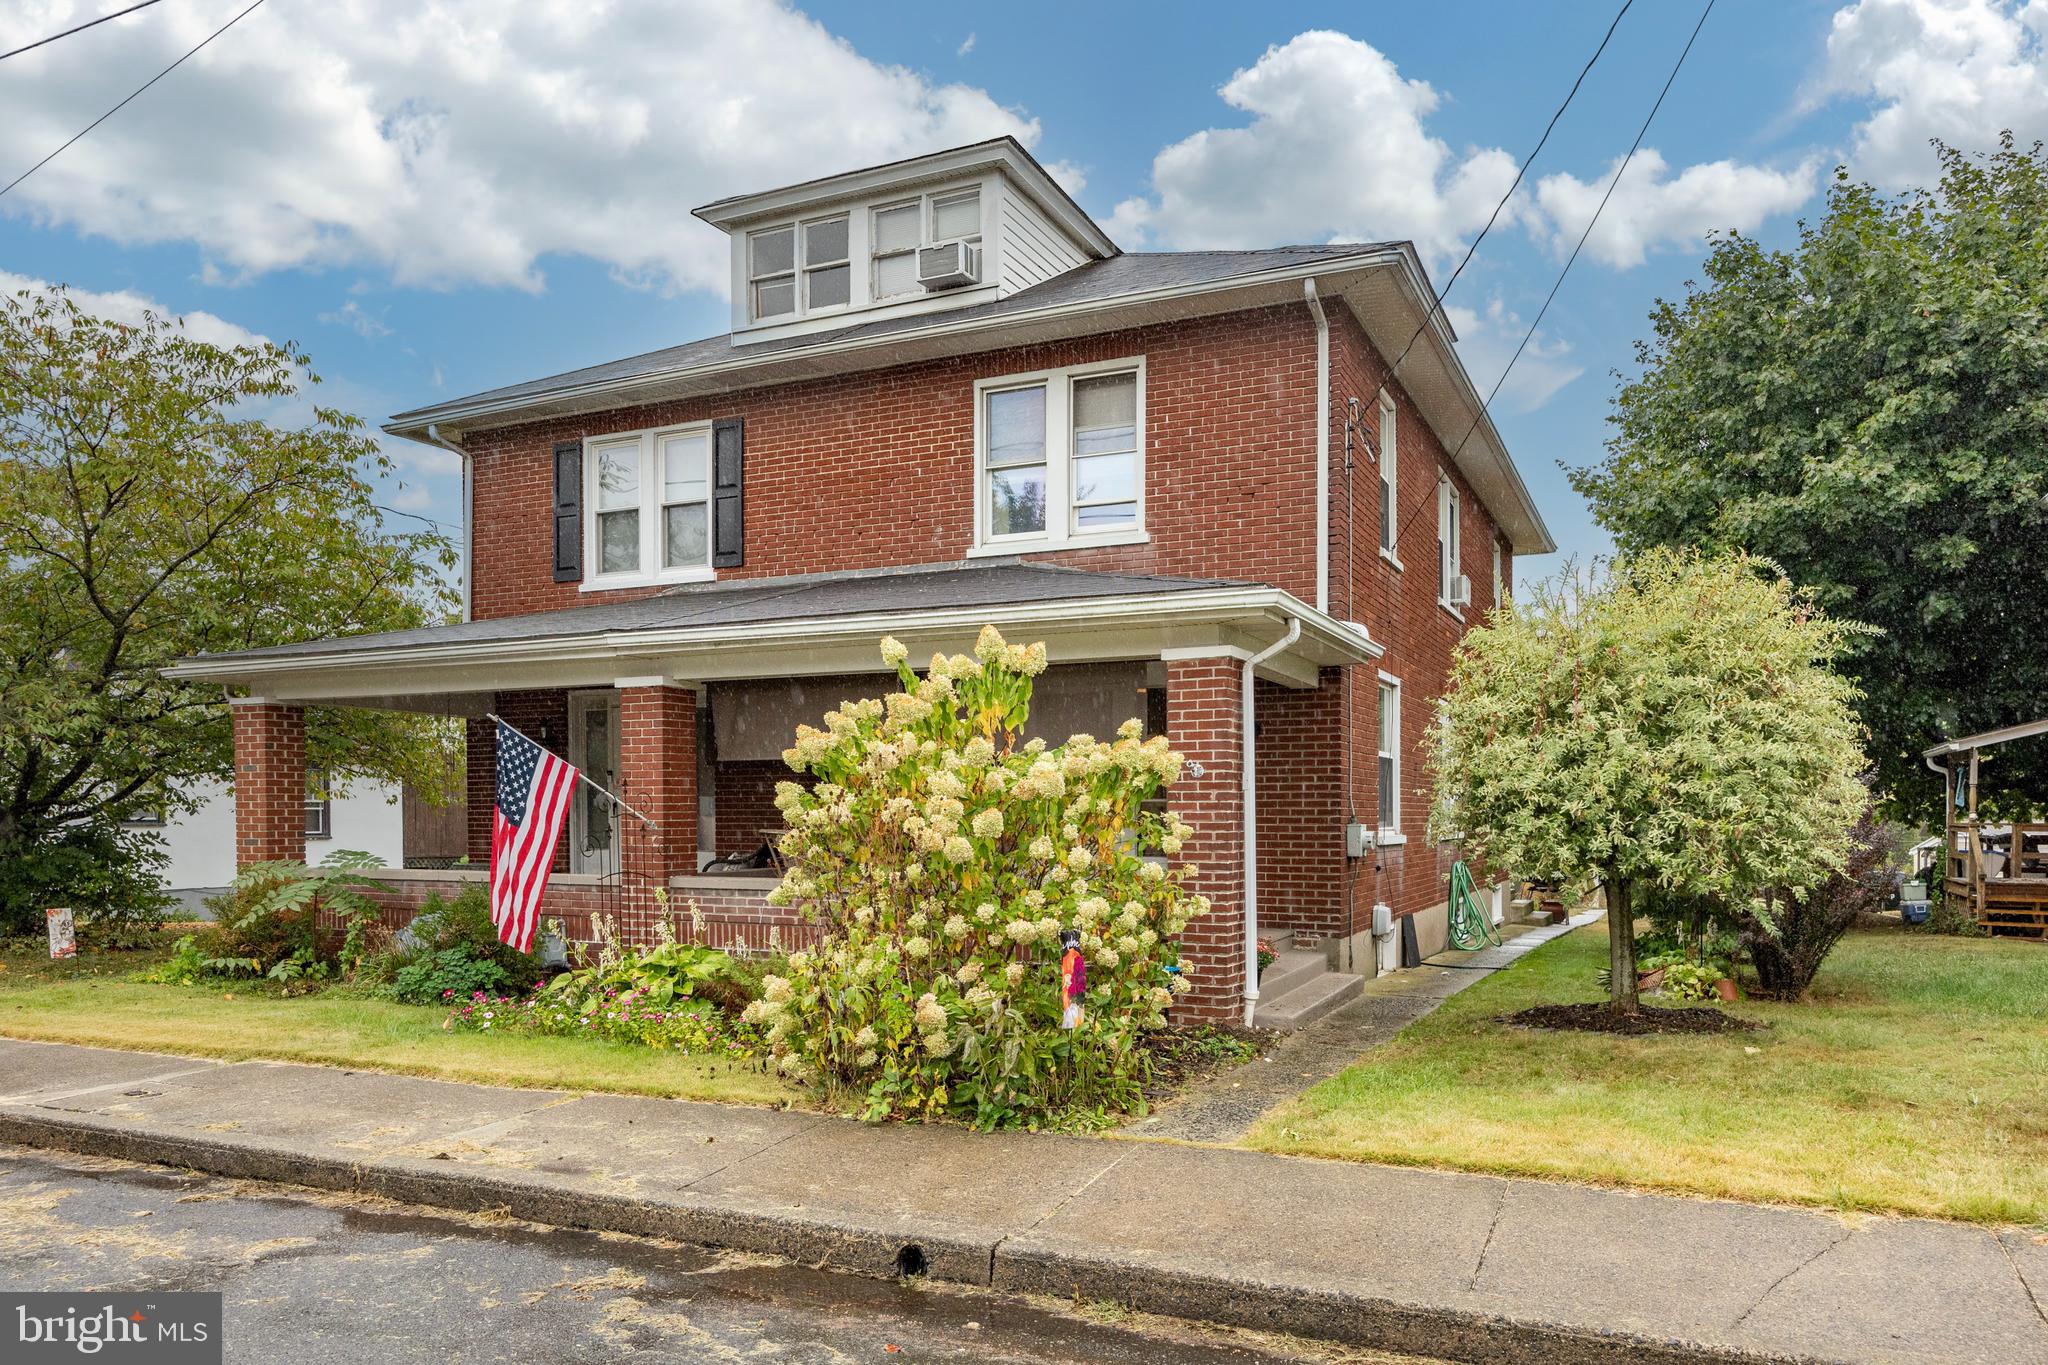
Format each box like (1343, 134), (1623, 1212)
(124, 777), (406, 913)
(170, 138), (1553, 1026)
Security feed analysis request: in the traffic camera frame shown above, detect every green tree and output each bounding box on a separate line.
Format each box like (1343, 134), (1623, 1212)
(0, 286), (460, 864)
(1430, 551), (1867, 1012)
(1572, 136), (2048, 820)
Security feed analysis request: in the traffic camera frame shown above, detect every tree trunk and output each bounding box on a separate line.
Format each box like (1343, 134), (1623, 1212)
(1605, 875), (1639, 1014)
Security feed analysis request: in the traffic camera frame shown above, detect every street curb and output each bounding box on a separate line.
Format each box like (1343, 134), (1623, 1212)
(0, 1108), (1828, 1365)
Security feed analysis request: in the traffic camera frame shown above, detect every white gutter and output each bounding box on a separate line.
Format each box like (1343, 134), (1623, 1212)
(425, 424), (471, 622)
(165, 585), (1380, 687)
(1241, 615), (1302, 1028)
(1303, 279), (1330, 614)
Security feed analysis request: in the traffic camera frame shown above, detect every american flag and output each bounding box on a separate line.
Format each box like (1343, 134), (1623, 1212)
(491, 721), (578, 953)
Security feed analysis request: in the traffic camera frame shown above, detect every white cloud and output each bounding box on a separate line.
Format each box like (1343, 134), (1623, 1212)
(0, 0), (1041, 294)
(319, 300), (392, 338)
(1811, 0), (2048, 187)
(1108, 32), (1528, 262)
(1445, 297), (1585, 415)
(0, 269), (266, 348)
(957, 32), (977, 57)
(1531, 151), (1817, 269)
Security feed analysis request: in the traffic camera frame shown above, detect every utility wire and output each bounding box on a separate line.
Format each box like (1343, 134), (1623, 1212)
(1383, 0), (1635, 386)
(0, 0), (266, 202)
(1388, 0), (1719, 560)
(1, 0), (168, 62)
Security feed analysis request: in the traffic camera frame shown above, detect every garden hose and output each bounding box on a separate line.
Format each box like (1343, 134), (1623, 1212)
(1448, 860), (1502, 951)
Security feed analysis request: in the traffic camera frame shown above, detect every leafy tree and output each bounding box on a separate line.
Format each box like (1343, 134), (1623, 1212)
(0, 287), (460, 867)
(1430, 551), (1867, 1012)
(1572, 136), (2048, 820)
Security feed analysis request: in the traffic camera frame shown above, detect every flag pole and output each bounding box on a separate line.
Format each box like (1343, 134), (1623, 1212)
(485, 712), (659, 830)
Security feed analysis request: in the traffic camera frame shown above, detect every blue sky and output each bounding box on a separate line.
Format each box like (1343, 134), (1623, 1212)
(3, 0), (2042, 570)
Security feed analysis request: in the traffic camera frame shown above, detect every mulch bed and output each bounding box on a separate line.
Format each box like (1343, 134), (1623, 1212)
(1140, 1022), (1275, 1102)
(1502, 1002), (1763, 1036)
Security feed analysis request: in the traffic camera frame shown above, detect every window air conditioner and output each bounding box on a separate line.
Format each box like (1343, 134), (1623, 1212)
(1448, 574), (1472, 608)
(917, 241), (980, 290)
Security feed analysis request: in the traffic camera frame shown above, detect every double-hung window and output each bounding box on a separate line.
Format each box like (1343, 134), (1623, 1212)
(585, 424), (715, 586)
(747, 215), (850, 321)
(1438, 476), (1462, 610)
(1376, 676), (1402, 838)
(870, 188), (981, 301)
(976, 359), (1144, 551)
(305, 767), (332, 841)
(1378, 391), (1399, 561)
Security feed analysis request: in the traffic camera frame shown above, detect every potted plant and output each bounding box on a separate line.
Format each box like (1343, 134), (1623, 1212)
(1256, 937), (1276, 977)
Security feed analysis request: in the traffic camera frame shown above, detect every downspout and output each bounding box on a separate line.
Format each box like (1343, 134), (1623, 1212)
(1303, 280), (1331, 613)
(1242, 615), (1303, 1027)
(425, 424), (472, 623)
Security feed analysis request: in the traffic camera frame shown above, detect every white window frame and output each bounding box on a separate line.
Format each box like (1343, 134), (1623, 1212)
(1377, 390), (1402, 569)
(1376, 672), (1404, 843)
(1438, 475), (1463, 618)
(1492, 535), (1504, 607)
(870, 198), (923, 301)
(305, 766), (332, 841)
(867, 188), (984, 302)
(746, 214), (852, 324)
(968, 356), (1148, 557)
(582, 421), (718, 591)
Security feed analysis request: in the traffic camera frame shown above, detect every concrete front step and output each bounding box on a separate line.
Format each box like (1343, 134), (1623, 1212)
(1252, 967), (1364, 1031)
(1254, 947), (1330, 1004)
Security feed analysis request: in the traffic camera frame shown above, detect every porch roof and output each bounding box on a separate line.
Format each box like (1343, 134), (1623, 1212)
(166, 561), (1378, 710)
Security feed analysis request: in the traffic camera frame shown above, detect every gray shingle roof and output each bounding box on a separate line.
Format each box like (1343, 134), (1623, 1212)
(389, 245), (1395, 427)
(187, 561), (1250, 665)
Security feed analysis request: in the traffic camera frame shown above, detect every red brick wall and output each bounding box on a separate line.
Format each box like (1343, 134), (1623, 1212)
(1326, 302), (1507, 933)
(468, 690), (573, 872)
(1254, 671), (1346, 940)
(230, 701), (306, 868)
(355, 875), (816, 957)
(616, 684), (699, 937)
(712, 760), (793, 856)
(462, 306), (1319, 620)
(1165, 657), (1246, 1022)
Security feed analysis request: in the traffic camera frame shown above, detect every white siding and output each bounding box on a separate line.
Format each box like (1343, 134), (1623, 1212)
(998, 188), (1088, 296)
(132, 778), (407, 897)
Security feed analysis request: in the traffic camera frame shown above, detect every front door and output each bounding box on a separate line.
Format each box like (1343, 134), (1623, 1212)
(567, 692), (620, 875)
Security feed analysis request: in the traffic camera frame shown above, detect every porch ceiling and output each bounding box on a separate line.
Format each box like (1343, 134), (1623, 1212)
(165, 560), (1378, 711)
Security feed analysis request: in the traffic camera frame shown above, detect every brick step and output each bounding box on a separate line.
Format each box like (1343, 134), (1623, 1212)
(1252, 966), (1364, 1031)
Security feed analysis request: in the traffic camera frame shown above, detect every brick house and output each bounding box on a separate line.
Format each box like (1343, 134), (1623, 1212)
(172, 138), (1553, 1027)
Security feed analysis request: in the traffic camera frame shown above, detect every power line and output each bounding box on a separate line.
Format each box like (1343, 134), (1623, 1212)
(1, 0), (168, 63)
(1384, 0), (1636, 386)
(0, 0), (266, 202)
(1384, 0), (1719, 562)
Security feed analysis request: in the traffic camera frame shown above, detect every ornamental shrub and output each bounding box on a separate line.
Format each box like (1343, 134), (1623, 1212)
(748, 627), (1207, 1130)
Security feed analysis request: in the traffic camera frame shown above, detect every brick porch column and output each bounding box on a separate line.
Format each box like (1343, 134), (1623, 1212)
(464, 715), (495, 863)
(1165, 657), (1247, 1023)
(616, 681), (699, 939)
(229, 697), (306, 868)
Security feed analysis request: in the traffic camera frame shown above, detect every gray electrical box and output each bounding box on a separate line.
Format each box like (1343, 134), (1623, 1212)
(1345, 822), (1374, 858)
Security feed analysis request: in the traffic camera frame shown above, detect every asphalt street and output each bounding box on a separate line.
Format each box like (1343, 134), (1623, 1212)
(0, 1146), (1434, 1364)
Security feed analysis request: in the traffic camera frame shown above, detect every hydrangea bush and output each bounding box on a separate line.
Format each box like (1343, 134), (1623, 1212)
(747, 627), (1207, 1129)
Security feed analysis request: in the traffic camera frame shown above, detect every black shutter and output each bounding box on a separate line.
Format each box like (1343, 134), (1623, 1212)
(551, 440), (583, 583)
(711, 416), (744, 568)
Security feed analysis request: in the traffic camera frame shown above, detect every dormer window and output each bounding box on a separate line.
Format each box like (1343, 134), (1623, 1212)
(747, 215), (849, 322)
(870, 189), (982, 301)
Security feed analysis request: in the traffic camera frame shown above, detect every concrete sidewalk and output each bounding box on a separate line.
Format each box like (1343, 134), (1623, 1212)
(0, 1038), (2041, 1365)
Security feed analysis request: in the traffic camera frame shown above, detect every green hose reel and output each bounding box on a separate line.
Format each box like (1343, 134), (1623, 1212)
(1448, 860), (1502, 951)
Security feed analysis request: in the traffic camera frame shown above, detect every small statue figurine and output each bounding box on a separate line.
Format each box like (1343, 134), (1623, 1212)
(1059, 928), (1086, 1029)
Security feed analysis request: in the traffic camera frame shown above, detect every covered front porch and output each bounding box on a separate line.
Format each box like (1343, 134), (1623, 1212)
(174, 562), (1379, 1020)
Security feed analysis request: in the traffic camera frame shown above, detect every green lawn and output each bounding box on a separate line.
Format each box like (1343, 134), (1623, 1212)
(1245, 924), (2048, 1225)
(0, 936), (796, 1108)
